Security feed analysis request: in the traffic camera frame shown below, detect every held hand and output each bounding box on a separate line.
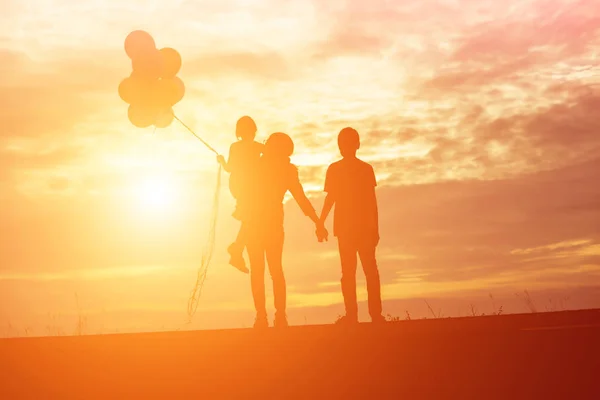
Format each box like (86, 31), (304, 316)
(316, 223), (329, 243)
(216, 155), (225, 166)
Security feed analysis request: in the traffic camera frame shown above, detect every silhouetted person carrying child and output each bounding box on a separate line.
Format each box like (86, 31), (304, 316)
(245, 132), (327, 328)
(320, 127), (385, 324)
(217, 116), (264, 274)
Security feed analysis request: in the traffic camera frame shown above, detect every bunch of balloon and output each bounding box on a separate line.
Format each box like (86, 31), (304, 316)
(117, 33), (222, 323)
(118, 30), (185, 129)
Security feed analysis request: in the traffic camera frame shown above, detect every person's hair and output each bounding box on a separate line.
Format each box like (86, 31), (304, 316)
(265, 132), (294, 158)
(235, 116), (257, 140)
(338, 127), (360, 153)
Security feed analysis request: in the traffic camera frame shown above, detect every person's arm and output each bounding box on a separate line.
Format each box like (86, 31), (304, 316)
(367, 164), (380, 246)
(372, 166), (380, 246)
(216, 146), (233, 173)
(288, 166), (319, 224)
(320, 165), (335, 223)
(374, 192), (380, 246)
(287, 165), (328, 241)
(320, 193), (335, 224)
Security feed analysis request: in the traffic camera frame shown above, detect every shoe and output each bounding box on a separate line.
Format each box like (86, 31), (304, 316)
(253, 315), (269, 329)
(335, 315), (358, 325)
(227, 244), (249, 274)
(371, 315), (386, 324)
(274, 314), (288, 328)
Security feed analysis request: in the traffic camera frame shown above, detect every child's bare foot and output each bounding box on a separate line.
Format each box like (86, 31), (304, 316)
(227, 243), (249, 273)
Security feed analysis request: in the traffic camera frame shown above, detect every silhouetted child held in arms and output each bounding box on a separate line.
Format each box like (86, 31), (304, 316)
(217, 116), (264, 273)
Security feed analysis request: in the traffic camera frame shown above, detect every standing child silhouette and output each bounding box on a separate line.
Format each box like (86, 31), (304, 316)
(217, 116), (264, 273)
(319, 127), (385, 324)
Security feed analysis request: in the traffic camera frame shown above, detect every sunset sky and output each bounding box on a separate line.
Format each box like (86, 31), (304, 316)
(1, 0), (600, 336)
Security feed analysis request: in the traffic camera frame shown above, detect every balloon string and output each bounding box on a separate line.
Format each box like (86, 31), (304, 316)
(174, 115), (219, 155)
(186, 163), (222, 324)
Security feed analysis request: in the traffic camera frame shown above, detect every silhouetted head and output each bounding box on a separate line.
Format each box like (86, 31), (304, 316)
(338, 127), (360, 158)
(265, 132), (294, 160)
(236, 116), (257, 140)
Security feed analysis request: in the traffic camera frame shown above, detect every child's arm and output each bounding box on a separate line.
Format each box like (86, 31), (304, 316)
(217, 146), (233, 173)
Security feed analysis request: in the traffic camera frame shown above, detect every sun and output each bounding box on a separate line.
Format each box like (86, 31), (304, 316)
(136, 174), (178, 212)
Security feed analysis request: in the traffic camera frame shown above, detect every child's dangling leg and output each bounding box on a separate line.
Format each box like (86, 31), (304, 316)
(227, 205), (249, 274)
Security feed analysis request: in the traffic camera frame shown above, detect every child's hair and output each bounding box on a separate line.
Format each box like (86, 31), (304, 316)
(236, 116), (257, 140)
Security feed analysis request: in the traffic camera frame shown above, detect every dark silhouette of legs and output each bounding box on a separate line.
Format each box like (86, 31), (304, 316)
(246, 228), (287, 328)
(338, 237), (358, 320)
(338, 237), (383, 322)
(233, 223), (245, 248)
(247, 243), (267, 321)
(358, 243), (383, 320)
(227, 217), (249, 274)
(266, 231), (286, 320)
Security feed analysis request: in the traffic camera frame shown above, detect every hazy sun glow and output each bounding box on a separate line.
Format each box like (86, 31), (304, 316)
(135, 174), (178, 212)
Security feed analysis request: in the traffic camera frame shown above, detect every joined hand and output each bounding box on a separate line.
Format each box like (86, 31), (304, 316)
(316, 223), (329, 243)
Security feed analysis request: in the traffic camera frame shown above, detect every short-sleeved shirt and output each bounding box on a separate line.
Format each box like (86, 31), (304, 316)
(324, 157), (379, 241)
